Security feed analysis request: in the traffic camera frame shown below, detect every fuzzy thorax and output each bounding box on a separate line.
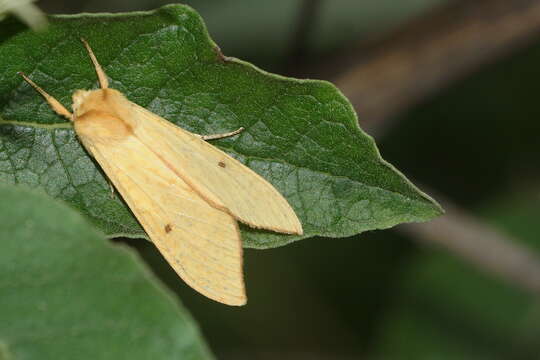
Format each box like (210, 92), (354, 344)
(72, 88), (136, 143)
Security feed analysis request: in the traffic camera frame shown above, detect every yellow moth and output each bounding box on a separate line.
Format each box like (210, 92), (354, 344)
(19, 39), (302, 306)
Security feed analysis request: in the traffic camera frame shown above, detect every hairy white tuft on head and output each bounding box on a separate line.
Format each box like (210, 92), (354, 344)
(72, 90), (92, 114)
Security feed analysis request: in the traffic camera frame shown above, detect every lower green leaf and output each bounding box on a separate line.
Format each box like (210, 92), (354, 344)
(0, 183), (213, 359)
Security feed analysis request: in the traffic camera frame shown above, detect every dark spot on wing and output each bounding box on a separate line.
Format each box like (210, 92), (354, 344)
(165, 224), (172, 233)
(218, 161), (226, 168)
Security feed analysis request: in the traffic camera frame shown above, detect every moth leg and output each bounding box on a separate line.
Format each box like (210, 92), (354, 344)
(199, 127), (244, 141)
(18, 72), (73, 121)
(81, 38), (109, 89)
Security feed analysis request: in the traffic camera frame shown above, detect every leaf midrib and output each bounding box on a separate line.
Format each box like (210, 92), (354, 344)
(0, 118), (71, 129)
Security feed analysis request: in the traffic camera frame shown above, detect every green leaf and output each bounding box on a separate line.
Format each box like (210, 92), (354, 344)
(0, 4), (442, 248)
(0, 183), (214, 359)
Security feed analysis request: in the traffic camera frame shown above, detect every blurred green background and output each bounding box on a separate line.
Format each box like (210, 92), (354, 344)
(24, 0), (540, 358)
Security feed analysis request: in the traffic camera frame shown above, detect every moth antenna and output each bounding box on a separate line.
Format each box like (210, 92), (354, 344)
(18, 72), (73, 121)
(81, 38), (109, 89)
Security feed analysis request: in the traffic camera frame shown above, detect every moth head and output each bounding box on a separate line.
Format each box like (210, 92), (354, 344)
(72, 88), (126, 119)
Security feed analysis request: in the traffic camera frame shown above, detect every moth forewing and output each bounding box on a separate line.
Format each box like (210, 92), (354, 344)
(128, 102), (303, 235)
(83, 127), (247, 305)
(80, 85), (303, 236)
(18, 39), (303, 306)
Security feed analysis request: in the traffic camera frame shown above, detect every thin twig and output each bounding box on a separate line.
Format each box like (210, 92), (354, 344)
(327, 0), (540, 137)
(399, 190), (540, 296)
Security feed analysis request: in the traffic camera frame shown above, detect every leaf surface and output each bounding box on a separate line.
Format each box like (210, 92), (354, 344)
(0, 183), (214, 360)
(0, 4), (442, 248)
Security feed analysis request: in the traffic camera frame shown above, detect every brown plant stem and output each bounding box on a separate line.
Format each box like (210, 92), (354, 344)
(329, 0), (540, 137)
(399, 191), (540, 296)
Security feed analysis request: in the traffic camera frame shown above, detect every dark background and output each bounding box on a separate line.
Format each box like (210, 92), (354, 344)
(34, 1), (540, 359)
